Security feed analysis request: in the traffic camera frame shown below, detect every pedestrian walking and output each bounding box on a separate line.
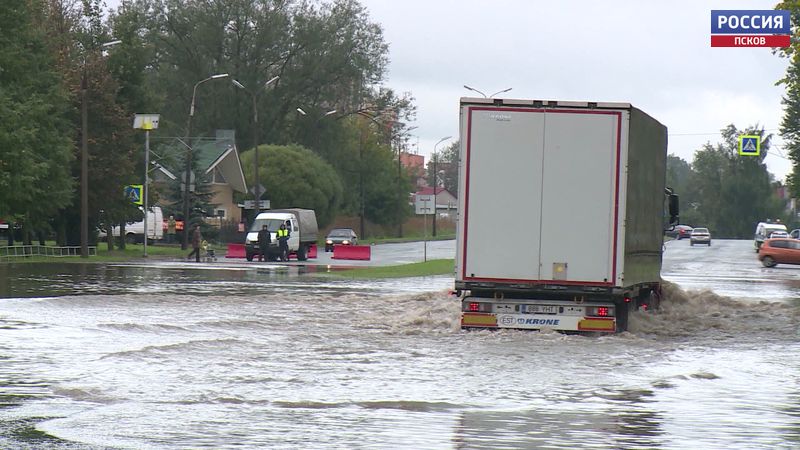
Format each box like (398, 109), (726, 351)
(187, 224), (202, 262)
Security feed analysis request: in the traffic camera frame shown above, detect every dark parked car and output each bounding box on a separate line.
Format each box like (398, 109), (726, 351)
(325, 228), (358, 252)
(666, 224), (693, 240)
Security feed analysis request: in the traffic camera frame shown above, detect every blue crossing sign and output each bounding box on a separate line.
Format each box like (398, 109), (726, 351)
(738, 135), (760, 156)
(125, 184), (143, 205)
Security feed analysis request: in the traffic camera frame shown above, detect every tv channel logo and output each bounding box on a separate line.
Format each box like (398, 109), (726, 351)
(711, 10), (791, 48)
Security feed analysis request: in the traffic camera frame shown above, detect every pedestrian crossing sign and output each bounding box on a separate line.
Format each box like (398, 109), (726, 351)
(125, 184), (143, 205)
(738, 135), (760, 156)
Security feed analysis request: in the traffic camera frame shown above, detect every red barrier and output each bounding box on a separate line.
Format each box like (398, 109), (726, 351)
(308, 244), (317, 259)
(332, 244), (371, 260)
(226, 243), (246, 258)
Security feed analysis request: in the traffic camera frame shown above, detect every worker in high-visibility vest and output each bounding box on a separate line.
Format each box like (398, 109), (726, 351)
(276, 222), (289, 262)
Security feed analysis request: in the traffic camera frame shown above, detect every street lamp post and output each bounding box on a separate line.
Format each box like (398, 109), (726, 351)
(431, 136), (452, 237)
(80, 39), (121, 258)
(181, 73), (229, 250)
(395, 125), (417, 238)
(232, 76), (279, 215)
(463, 85), (513, 98)
(296, 107), (337, 150)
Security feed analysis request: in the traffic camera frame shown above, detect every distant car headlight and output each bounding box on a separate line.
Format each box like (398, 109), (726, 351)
(342, 240), (350, 245)
(326, 239), (333, 245)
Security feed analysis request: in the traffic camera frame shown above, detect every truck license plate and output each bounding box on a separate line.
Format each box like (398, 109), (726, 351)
(524, 305), (558, 314)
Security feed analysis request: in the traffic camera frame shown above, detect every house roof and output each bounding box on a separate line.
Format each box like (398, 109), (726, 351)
(157, 130), (247, 194)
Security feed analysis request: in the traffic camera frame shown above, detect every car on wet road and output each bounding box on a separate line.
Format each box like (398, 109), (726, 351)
(757, 238), (800, 267)
(324, 228), (358, 252)
(666, 224), (693, 240)
(690, 227), (711, 246)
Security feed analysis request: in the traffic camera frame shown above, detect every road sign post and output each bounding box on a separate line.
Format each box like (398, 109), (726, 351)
(134, 114), (160, 257)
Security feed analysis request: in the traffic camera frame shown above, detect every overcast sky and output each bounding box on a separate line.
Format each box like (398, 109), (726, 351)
(104, 0), (792, 180)
(358, 0), (792, 180)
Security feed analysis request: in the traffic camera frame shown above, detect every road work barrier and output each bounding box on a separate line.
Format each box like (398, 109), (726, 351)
(226, 243), (246, 258)
(332, 244), (371, 260)
(288, 244), (317, 260)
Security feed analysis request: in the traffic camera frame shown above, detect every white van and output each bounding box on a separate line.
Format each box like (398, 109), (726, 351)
(101, 206), (164, 243)
(754, 221), (788, 251)
(245, 209), (318, 261)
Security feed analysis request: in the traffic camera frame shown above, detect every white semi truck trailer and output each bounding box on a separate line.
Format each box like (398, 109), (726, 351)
(456, 98), (678, 333)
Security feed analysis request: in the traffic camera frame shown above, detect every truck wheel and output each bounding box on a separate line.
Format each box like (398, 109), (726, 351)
(762, 256), (776, 268)
(125, 233), (137, 244)
(297, 244), (308, 261)
(246, 252), (254, 262)
(616, 302), (631, 333)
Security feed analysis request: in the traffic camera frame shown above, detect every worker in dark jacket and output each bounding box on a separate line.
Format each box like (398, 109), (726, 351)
(257, 224), (271, 262)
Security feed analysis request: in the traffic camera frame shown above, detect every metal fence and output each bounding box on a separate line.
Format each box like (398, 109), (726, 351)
(0, 245), (97, 260)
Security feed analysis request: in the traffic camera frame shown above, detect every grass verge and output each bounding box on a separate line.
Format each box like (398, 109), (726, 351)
(323, 258), (454, 279)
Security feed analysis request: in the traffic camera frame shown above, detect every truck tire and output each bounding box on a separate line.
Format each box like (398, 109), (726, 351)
(246, 252), (254, 262)
(297, 244), (308, 261)
(125, 233), (137, 244)
(616, 302), (631, 333)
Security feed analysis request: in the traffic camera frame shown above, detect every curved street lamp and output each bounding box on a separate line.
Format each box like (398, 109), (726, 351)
(463, 85), (513, 98)
(232, 76), (280, 216)
(181, 73), (229, 250)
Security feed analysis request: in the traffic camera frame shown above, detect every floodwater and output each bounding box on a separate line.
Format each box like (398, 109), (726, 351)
(0, 239), (798, 449)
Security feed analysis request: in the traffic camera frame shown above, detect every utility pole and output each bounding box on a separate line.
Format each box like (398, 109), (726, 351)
(431, 136), (452, 237)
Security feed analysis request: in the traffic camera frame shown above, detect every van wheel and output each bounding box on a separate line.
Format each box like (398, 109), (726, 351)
(125, 233), (137, 244)
(297, 244), (308, 261)
(762, 256), (777, 268)
(246, 252), (254, 262)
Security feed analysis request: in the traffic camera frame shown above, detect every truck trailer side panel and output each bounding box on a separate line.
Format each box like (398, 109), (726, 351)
(621, 108), (668, 287)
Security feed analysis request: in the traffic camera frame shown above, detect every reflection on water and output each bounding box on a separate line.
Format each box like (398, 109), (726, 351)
(0, 259), (798, 448)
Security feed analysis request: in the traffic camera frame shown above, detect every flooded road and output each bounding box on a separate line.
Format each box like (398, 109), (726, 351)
(0, 239), (798, 449)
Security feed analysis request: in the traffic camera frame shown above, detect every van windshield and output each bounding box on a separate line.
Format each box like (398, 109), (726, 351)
(250, 218), (285, 232)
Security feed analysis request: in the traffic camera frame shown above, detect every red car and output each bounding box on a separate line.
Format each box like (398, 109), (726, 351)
(758, 238), (800, 267)
(668, 224), (693, 240)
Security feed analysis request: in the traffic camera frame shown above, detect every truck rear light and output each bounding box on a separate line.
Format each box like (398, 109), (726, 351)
(465, 302), (492, 312)
(587, 306), (614, 317)
(624, 297), (632, 303)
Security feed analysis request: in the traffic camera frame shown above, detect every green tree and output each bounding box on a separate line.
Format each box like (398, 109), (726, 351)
(0, 1), (74, 243)
(34, 0), (141, 247)
(241, 144), (343, 228)
(426, 140), (459, 197)
(776, 1), (800, 197)
(690, 125), (784, 237)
